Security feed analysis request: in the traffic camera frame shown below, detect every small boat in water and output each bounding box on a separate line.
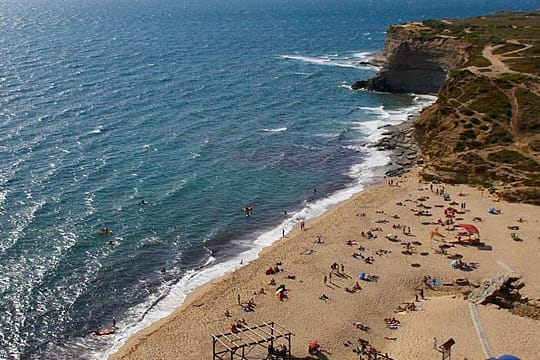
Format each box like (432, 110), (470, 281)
(98, 227), (111, 235)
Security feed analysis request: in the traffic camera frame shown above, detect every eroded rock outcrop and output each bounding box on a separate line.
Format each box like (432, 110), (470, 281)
(359, 12), (540, 204)
(354, 23), (469, 93)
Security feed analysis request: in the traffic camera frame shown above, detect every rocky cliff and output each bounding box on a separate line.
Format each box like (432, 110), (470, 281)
(353, 23), (469, 93)
(361, 11), (540, 204)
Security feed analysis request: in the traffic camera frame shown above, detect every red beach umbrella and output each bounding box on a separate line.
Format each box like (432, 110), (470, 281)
(457, 224), (479, 235)
(308, 340), (319, 351)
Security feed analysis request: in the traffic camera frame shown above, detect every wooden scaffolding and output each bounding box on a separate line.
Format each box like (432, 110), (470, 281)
(211, 321), (293, 360)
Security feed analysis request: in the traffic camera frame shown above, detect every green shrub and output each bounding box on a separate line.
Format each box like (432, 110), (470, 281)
(486, 128), (513, 144)
(469, 141), (484, 149)
(487, 150), (527, 163)
(454, 142), (466, 152)
(460, 129), (477, 140)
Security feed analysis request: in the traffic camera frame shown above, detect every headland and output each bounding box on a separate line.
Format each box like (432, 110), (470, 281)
(109, 10), (540, 360)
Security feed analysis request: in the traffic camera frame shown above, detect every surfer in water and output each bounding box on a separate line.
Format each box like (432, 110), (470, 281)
(243, 204), (255, 216)
(98, 227), (111, 235)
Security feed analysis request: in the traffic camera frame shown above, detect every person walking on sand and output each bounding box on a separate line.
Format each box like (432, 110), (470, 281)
(324, 275), (327, 285)
(282, 228), (285, 237)
(237, 294), (241, 306)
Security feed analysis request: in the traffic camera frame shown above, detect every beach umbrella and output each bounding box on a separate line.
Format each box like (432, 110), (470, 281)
(457, 224), (479, 235)
(275, 285), (286, 294)
(496, 356), (520, 360)
(308, 340), (318, 351)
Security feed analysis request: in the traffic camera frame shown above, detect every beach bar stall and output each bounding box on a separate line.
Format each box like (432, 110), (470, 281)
(211, 321), (293, 360)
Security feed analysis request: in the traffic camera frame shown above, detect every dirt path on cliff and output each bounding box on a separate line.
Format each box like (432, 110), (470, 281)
(466, 42), (540, 80)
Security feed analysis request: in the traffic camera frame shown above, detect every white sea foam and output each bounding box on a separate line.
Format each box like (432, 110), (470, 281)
(280, 54), (376, 69)
(1, 199), (46, 253)
(88, 126), (103, 135)
(84, 192), (96, 216)
(262, 127), (287, 133)
(351, 51), (375, 62)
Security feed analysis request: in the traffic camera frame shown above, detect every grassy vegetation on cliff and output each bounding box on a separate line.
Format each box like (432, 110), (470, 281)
(411, 10), (540, 204)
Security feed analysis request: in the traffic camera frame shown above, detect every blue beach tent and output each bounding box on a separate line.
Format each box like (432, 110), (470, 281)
(491, 355), (521, 360)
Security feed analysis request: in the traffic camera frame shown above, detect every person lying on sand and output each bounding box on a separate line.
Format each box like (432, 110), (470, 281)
(353, 322), (371, 332)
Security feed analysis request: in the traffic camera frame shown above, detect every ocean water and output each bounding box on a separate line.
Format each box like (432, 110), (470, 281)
(0, 0), (538, 358)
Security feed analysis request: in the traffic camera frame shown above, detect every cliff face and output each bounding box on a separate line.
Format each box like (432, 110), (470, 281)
(374, 24), (469, 93)
(363, 12), (540, 204)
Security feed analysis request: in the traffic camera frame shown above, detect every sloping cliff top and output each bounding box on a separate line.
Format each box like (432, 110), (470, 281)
(368, 11), (540, 204)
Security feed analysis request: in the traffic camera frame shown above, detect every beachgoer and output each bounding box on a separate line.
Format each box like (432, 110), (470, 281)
(324, 275), (327, 285)
(225, 309), (231, 317)
(282, 228), (285, 237)
(237, 294), (241, 306)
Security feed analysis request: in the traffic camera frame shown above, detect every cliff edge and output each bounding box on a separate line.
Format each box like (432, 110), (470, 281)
(359, 11), (540, 204)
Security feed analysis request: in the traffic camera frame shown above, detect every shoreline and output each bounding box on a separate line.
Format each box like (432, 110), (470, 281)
(100, 93), (435, 359)
(107, 106), (540, 360)
(109, 164), (540, 360)
(104, 103), (424, 359)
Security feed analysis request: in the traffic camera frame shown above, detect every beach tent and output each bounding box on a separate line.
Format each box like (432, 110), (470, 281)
(308, 339), (319, 353)
(457, 224), (479, 236)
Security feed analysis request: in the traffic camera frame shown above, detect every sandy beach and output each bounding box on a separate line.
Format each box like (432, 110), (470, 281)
(109, 168), (539, 360)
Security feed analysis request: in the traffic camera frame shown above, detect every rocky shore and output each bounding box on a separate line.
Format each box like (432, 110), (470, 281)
(353, 12), (540, 204)
(373, 116), (422, 178)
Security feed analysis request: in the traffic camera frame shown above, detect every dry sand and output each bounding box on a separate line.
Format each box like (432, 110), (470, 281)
(109, 168), (539, 360)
